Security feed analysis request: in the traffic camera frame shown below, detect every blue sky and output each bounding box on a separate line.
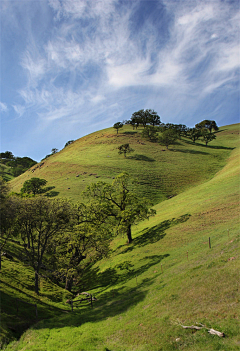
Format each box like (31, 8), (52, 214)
(1, 0), (239, 161)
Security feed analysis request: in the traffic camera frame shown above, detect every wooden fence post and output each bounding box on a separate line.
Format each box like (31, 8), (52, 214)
(209, 237), (211, 249)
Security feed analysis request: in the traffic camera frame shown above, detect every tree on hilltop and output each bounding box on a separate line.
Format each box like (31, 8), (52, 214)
(195, 120), (219, 133)
(146, 109), (161, 127)
(64, 140), (74, 148)
(51, 148), (58, 154)
(113, 122), (123, 134)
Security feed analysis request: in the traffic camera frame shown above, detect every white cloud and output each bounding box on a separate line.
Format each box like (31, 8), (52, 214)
(0, 102), (8, 112)
(13, 104), (25, 117)
(12, 0), (240, 133)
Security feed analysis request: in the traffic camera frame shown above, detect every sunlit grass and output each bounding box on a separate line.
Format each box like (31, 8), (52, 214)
(9, 124), (237, 204)
(3, 123), (240, 350)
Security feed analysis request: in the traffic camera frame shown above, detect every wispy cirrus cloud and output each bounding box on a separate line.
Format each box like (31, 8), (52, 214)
(1, 0), (239, 159)
(0, 102), (8, 112)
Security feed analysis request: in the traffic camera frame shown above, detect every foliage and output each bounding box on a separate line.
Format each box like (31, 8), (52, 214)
(51, 218), (111, 291)
(130, 109), (161, 129)
(146, 109), (161, 127)
(51, 148), (58, 154)
(0, 152), (37, 178)
(113, 122), (123, 134)
(16, 196), (72, 294)
(0, 196), (19, 269)
(83, 173), (156, 243)
(0, 151), (14, 160)
(141, 126), (158, 142)
(21, 178), (47, 196)
(64, 140), (74, 148)
(195, 120), (219, 133)
(158, 128), (178, 149)
(118, 143), (134, 157)
(200, 129), (217, 146)
(0, 178), (14, 269)
(187, 128), (202, 143)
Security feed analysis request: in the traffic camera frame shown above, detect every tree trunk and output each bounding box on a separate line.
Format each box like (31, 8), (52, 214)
(35, 271), (39, 295)
(65, 275), (73, 292)
(127, 224), (133, 244)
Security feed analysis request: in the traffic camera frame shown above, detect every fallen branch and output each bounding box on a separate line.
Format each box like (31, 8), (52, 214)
(180, 325), (204, 330)
(208, 329), (225, 337)
(175, 320), (225, 337)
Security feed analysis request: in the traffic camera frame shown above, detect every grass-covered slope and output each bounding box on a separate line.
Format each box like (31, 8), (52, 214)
(5, 124), (240, 351)
(0, 239), (74, 348)
(9, 124), (238, 204)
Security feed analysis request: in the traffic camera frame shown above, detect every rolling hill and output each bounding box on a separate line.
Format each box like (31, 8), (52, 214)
(2, 123), (240, 350)
(9, 124), (237, 204)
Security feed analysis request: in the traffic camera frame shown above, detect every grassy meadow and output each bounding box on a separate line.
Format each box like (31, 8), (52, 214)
(1, 123), (239, 350)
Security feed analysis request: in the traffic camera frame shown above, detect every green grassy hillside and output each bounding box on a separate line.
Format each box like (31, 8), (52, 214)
(9, 124), (237, 204)
(3, 123), (240, 350)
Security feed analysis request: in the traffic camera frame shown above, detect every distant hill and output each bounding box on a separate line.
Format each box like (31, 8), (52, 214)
(0, 152), (37, 181)
(9, 123), (239, 204)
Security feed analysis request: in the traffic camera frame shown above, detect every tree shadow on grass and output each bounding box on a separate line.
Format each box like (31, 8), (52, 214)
(183, 139), (234, 150)
(128, 154), (155, 162)
(82, 253), (169, 292)
(45, 190), (59, 197)
(33, 257), (167, 332)
(116, 214), (191, 255)
(123, 131), (138, 135)
(170, 148), (209, 155)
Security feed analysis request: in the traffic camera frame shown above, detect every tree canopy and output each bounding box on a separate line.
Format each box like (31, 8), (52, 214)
(16, 196), (72, 294)
(118, 144), (134, 157)
(83, 173), (156, 244)
(21, 177), (47, 196)
(129, 109), (161, 129)
(158, 129), (178, 149)
(195, 120), (219, 133)
(113, 122), (123, 134)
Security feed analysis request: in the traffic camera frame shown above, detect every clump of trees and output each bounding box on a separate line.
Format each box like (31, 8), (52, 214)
(1, 173), (155, 294)
(129, 109), (161, 129)
(114, 110), (218, 149)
